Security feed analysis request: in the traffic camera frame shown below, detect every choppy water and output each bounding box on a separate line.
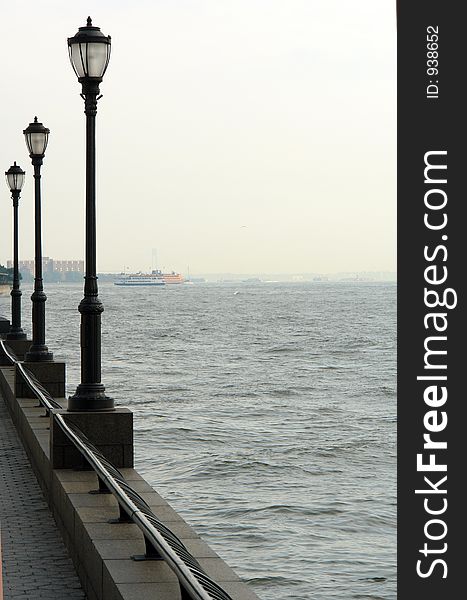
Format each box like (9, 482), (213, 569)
(1, 281), (396, 599)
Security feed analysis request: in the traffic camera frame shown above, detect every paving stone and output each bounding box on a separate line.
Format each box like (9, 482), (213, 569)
(1, 388), (86, 599)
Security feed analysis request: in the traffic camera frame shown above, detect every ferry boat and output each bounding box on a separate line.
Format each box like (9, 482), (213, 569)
(151, 270), (184, 284)
(114, 273), (166, 287)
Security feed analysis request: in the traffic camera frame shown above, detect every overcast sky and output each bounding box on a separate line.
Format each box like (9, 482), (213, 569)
(0, 1), (395, 274)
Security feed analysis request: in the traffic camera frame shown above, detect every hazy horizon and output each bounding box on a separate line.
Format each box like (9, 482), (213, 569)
(1, 1), (395, 274)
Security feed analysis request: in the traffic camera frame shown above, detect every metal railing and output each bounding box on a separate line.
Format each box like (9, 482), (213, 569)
(0, 339), (16, 366)
(0, 338), (234, 600)
(55, 416), (234, 600)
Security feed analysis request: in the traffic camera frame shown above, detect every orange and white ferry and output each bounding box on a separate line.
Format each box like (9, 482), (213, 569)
(114, 270), (184, 286)
(152, 270), (184, 284)
(114, 272), (165, 286)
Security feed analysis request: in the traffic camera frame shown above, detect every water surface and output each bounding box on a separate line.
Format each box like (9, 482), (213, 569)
(1, 281), (396, 599)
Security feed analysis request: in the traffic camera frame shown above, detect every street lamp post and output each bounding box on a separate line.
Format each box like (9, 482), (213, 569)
(67, 17), (113, 410)
(23, 118), (53, 362)
(5, 162), (27, 341)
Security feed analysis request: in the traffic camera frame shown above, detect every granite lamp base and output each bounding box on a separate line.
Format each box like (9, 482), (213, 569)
(50, 408), (133, 469)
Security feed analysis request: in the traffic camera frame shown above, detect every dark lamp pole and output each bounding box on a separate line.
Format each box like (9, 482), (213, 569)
(67, 17), (113, 411)
(23, 117), (53, 362)
(5, 162), (27, 340)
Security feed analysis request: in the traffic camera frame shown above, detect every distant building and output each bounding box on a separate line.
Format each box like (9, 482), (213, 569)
(52, 259), (85, 273)
(7, 257), (84, 282)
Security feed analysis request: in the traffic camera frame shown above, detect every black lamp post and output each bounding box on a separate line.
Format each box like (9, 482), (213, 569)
(67, 17), (113, 410)
(5, 162), (27, 340)
(23, 118), (53, 362)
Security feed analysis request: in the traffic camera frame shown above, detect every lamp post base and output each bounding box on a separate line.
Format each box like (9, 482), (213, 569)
(6, 330), (27, 341)
(24, 345), (54, 362)
(2, 338), (31, 362)
(51, 407), (133, 468)
(68, 383), (114, 411)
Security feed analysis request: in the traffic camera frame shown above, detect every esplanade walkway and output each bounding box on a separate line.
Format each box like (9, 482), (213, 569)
(0, 380), (86, 599)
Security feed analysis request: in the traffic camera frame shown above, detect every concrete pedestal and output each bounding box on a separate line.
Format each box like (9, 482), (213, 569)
(0, 317), (11, 335)
(16, 361), (66, 398)
(3, 338), (32, 361)
(50, 408), (134, 469)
